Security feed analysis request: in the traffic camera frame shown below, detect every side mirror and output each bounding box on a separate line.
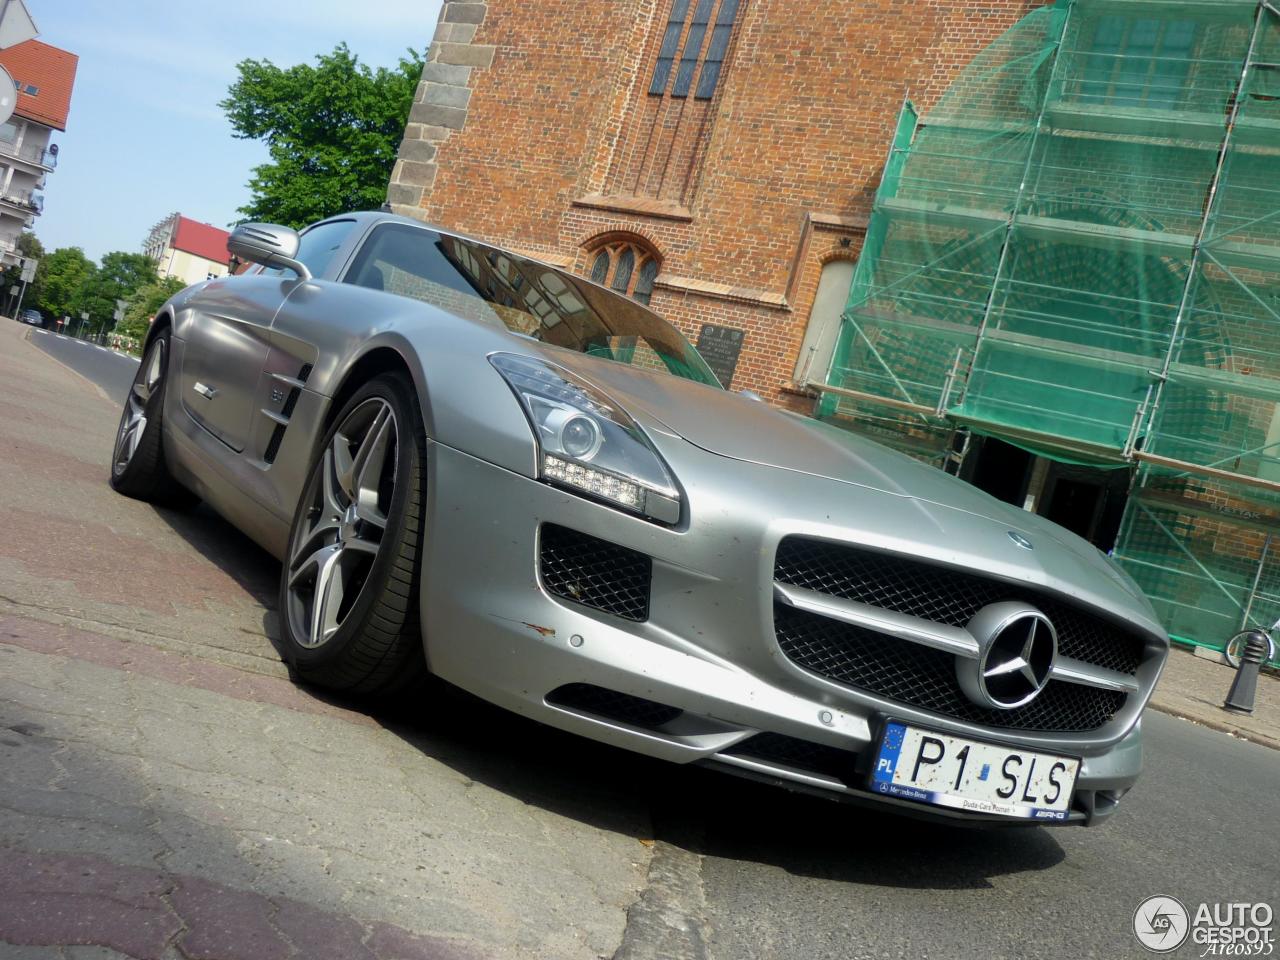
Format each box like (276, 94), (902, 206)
(227, 223), (311, 280)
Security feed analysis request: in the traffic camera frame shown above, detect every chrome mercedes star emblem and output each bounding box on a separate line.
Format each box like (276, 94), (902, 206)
(1007, 530), (1034, 550)
(958, 602), (1058, 710)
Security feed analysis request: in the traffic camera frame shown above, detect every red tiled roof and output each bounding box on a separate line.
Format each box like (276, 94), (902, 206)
(171, 216), (231, 265)
(0, 39), (78, 132)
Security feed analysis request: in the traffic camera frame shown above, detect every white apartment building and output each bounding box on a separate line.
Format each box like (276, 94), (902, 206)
(0, 38), (77, 266)
(143, 213), (231, 285)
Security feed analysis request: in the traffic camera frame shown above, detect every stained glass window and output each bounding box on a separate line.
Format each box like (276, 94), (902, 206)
(635, 258), (659, 305)
(649, 0), (692, 95)
(585, 241), (661, 306)
(611, 247), (636, 293)
(672, 0), (715, 97)
(590, 250), (610, 283)
(695, 0), (739, 99)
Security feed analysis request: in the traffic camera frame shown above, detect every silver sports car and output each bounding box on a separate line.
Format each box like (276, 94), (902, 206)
(109, 211), (1168, 826)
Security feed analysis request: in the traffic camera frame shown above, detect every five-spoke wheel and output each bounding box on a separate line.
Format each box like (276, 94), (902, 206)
(278, 372), (428, 695)
(286, 398), (397, 649)
(108, 329), (196, 506)
(113, 337), (166, 476)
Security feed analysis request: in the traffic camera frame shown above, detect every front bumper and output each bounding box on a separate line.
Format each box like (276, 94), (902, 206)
(419, 440), (1151, 826)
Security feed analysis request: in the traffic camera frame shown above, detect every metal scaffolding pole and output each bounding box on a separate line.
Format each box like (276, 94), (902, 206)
(956, 1), (1076, 410)
(1140, 0), (1274, 459)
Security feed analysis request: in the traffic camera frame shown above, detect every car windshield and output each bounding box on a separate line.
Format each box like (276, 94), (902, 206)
(343, 221), (722, 387)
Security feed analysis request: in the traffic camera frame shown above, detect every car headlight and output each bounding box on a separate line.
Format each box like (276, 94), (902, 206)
(490, 353), (681, 523)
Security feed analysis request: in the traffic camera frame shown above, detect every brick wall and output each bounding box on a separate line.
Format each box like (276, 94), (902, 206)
(388, 0), (1037, 400)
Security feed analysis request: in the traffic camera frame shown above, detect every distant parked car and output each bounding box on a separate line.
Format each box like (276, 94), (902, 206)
(18, 308), (42, 326)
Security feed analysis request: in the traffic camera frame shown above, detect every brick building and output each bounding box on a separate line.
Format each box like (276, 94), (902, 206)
(386, 0), (1035, 404)
(388, 0), (1280, 663)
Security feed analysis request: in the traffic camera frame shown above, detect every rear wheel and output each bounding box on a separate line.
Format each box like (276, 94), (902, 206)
(278, 372), (428, 695)
(109, 330), (197, 507)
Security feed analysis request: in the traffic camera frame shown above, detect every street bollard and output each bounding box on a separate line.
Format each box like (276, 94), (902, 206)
(1222, 630), (1269, 715)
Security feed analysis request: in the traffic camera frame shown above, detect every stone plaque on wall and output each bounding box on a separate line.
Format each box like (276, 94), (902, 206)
(696, 324), (745, 388)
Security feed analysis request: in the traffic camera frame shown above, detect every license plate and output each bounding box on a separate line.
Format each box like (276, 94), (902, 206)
(870, 721), (1079, 821)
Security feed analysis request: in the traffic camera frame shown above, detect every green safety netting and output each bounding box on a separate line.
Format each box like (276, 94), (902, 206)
(816, 0), (1280, 658)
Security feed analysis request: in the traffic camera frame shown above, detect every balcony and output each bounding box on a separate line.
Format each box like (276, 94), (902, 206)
(0, 139), (55, 170)
(0, 188), (42, 216)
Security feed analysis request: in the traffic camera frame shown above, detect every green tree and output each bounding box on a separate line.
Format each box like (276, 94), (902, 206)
(80, 251), (159, 333)
(37, 246), (96, 323)
(221, 44), (422, 228)
(1, 232), (47, 316)
(115, 276), (185, 349)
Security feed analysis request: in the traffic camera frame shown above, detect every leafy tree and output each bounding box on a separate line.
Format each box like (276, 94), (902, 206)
(221, 44), (423, 228)
(2, 232), (46, 316)
(115, 276), (185, 347)
(37, 246), (96, 323)
(80, 251), (160, 333)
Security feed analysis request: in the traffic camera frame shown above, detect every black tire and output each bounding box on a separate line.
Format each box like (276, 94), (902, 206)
(278, 371), (428, 696)
(108, 329), (198, 508)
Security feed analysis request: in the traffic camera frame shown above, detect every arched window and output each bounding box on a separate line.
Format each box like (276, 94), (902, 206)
(584, 238), (662, 305)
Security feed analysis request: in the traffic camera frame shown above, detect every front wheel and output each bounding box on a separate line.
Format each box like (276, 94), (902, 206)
(278, 372), (428, 695)
(109, 330), (197, 507)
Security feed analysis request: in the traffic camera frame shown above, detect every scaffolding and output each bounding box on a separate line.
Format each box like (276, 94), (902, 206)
(815, 0), (1280, 661)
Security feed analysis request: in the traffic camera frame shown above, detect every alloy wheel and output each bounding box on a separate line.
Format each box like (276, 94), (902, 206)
(286, 398), (399, 649)
(113, 338), (165, 475)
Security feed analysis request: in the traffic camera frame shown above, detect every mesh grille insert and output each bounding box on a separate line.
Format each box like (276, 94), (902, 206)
(774, 536), (1145, 675)
(539, 524), (652, 622)
(775, 603), (1126, 732)
(547, 683), (681, 728)
(724, 732), (856, 783)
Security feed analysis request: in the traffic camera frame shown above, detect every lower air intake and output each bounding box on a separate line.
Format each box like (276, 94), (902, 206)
(546, 683), (681, 729)
(539, 523), (652, 621)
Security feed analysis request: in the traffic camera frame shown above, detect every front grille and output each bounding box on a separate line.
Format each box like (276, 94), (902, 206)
(546, 683), (681, 728)
(724, 732), (856, 783)
(539, 524), (651, 621)
(775, 603), (1127, 732)
(774, 536), (1145, 674)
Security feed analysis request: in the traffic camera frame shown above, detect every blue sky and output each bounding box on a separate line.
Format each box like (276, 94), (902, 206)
(30, 0), (442, 262)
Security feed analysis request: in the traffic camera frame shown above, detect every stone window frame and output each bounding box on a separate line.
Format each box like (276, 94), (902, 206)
(585, 236), (663, 306)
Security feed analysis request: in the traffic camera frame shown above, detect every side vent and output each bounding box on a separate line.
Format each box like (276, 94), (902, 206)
(263, 363), (313, 464)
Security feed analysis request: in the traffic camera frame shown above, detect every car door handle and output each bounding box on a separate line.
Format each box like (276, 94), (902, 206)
(193, 382), (218, 399)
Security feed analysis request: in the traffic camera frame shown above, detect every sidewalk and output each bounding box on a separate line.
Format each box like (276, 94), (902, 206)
(1148, 646), (1280, 750)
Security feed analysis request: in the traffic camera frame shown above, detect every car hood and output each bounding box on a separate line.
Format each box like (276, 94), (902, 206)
(543, 349), (1156, 615)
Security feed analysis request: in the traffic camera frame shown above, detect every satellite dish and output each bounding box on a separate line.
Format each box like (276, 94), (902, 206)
(0, 66), (14, 127)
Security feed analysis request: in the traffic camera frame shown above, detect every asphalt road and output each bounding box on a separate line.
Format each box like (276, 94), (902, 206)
(26, 324), (139, 405)
(3, 323), (1277, 960)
